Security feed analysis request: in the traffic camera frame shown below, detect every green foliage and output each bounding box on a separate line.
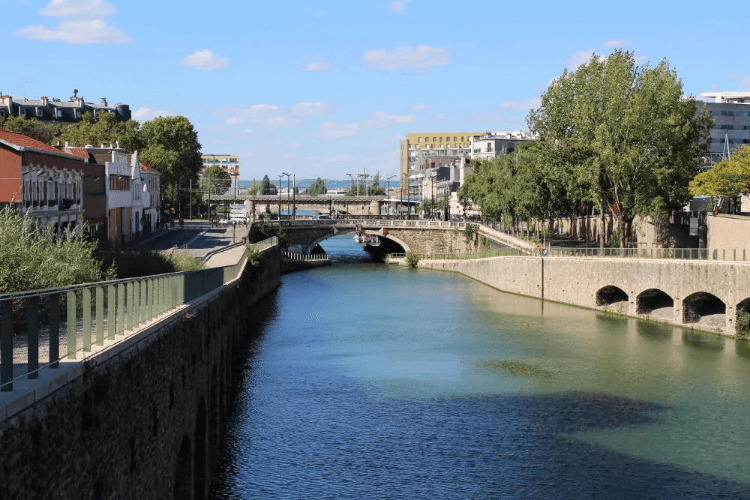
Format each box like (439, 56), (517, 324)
(202, 165), (232, 194)
(0, 207), (112, 293)
(98, 248), (203, 279)
(464, 223), (478, 243)
(56, 112), (143, 152)
(462, 50), (712, 248)
(246, 246), (262, 267)
(261, 175), (277, 195)
(256, 214), (286, 246)
(309, 178), (327, 196)
(690, 145), (750, 198)
(0, 115), (62, 144)
(405, 251), (420, 268)
(166, 251), (204, 272)
(737, 311), (750, 339)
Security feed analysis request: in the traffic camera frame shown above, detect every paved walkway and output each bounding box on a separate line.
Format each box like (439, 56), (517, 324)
(204, 244), (247, 268)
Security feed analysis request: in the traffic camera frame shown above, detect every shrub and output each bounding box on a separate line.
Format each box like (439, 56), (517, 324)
(464, 223), (478, 244)
(405, 252), (420, 268)
(737, 311), (750, 339)
(166, 251), (204, 272)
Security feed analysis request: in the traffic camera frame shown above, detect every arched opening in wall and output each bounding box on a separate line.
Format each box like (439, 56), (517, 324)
(596, 286), (628, 309)
(735, 298), (750, 336)
(636, 289), (674, 319)
(173, 436), (191, 499)
(683, 292), (726, 328)
(194, 397), (207, 500)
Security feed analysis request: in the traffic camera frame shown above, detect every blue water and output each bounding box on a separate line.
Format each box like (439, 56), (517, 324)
(210, 236), (750, 499)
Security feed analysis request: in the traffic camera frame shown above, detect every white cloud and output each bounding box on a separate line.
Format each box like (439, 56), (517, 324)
(316, 111), (416, 139)
(564, 50), (594, 71)
(362, 111), (416, 128)
(364, 44), (449, 71)
(290, 102), (336, 115)
(40, 0), (116, 18)
(266, 116), (301, 128)
(409, 103), (428, 112)
(604, 39), (631, 48)
(317, 122), (360, 139)
(729, 73), (750, 87)
(181, 50), (231, 71)
(382, 0), (409, 13)
(298, 56), (339, 72)
(16, 19), (130, 44)
(133, 107), (175, 122)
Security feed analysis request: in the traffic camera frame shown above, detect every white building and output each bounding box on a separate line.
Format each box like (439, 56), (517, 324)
(470, 131), (535, 161)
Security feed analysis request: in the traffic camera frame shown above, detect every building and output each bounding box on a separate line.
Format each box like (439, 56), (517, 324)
(0, 91), (131, 122)
(201, 154), (239, 195)
(469, 131), (535, 161)
(698, 91), (750, 165)
(399, 132), (483, 184)
(0, 129), (86, 234)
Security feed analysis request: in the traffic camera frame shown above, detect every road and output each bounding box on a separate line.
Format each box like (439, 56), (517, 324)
(141, 221), (248, 259)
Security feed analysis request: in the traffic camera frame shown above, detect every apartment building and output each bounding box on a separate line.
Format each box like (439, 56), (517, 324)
(399, 132), (483, 183)
(0, 92), (131, 122)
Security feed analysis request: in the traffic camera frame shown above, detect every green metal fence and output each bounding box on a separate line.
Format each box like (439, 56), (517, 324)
(0, 236), (275, 393)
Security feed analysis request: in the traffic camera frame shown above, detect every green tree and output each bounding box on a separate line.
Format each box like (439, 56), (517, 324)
(526, 50), (712, 246)
(261, 175), (277, 195)
(139, 116), (203, 207)
(201, 165), (232, 194)
(309, 178), (327, 196)
(0, 207), (113, 293)
(0, 115), (62, 144)
(689, 145), (750, 198)
(57, 112), (143, 151)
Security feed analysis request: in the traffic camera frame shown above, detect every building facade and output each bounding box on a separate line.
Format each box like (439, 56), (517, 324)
(0, 92), (131, 122)
(201, 154), (239, 195)
(0, 129), (85, 234)
(399, 132), (483, 185)
(698, 91), (750, 165)
(469, 131), (535, 161)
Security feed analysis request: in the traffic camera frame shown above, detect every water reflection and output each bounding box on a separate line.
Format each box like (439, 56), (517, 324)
(212, 239), (750, 498)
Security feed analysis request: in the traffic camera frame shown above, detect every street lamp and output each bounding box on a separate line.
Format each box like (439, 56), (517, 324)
(281, 172), (291, 220)
(278, 174), (283, 220)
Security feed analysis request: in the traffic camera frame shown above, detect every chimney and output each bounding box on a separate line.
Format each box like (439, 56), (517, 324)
(75, 97), (84, 106)
(65, 141), (70, 148)
(41, 96), (49, 105)
(115, 140), (121, 149)
(101, 97), (107, 107)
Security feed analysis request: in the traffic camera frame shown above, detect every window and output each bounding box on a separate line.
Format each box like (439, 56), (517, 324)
(721, 111), (735, 116)
(720, 125), (734, 130)
(439, 137), (443, 142)
(461, 136), (465, 142)
(418, 137), (422, 142)
(453, 136), (457, 142)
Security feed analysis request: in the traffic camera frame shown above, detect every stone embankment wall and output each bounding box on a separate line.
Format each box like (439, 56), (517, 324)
(281, 258), (332, 274)
(420, 256), (750, 336)
(0, 248), (281, 500)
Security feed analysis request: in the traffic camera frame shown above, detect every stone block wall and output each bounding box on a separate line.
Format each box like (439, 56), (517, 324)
(0, 247), (281, 499)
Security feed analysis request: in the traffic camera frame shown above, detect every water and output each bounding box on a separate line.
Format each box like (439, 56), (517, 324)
(211, 235), (750, 498)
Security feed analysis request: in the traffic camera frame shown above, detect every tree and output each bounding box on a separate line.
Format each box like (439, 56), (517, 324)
(369, 173), (385, 195)
(139, 116), (203, 206)
(0, 115), (62, 144)
(309, 178), (327, 196)
(690, 145), (750, 198)
(57, 112), (143, 151)
(260, 175), (277, 195)
(0, 207), (113, 293)
(201, 165), (232, 194)
(526, 50), (712, 246)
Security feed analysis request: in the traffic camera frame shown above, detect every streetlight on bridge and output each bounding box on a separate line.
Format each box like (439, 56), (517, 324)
(281, 172), (291, 220)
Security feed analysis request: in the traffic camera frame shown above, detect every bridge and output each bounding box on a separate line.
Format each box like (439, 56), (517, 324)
(273, 218), (534, 256)
(207, 194), (417, 217)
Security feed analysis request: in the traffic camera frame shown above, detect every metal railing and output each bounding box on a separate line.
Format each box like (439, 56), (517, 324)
(282, 251), (329, 261)
(247, 236), (278, 253)
(546, 247), (711, 260)
(387, 248), (527, 261)
(0, 236), (276, 393)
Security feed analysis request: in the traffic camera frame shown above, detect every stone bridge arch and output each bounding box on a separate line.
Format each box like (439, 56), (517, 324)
(596, 286), (629, 309)
(682, 292), (726, 328)
(636, 289), (674, 319)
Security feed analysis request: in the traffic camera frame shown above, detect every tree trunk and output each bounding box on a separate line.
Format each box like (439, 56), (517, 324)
(599, 203), (606, 250)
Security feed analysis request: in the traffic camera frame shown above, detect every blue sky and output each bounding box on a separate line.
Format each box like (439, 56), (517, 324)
(2, 0), (749, 180)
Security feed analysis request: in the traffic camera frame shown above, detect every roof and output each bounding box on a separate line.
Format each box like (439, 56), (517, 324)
(66, 148), (92, 160)
(140, 162), (159, 173)
(0, 128), (83, 161)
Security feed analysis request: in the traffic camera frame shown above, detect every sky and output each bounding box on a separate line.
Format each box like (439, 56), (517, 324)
(2, 0), (749, 181)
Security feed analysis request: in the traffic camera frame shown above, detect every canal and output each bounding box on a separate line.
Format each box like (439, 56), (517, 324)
(211, 235), (750, 498)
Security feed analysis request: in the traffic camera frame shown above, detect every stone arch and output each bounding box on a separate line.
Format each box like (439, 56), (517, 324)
(682, 292), (726, 326)
(173, 436), (191, 499)
(194, 397), (207, 500)
(636, 289), (674, 318)
(306, 230), (411, 254)
(735, 298), (750, 336)
(596, 286), (628, 307)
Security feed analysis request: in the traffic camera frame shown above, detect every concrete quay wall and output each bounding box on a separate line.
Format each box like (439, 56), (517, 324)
(420, 256), (750, 336)
(0, 248), (281, 500)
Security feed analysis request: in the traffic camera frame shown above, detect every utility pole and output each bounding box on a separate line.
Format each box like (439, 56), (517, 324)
(293, 174), (296, 219)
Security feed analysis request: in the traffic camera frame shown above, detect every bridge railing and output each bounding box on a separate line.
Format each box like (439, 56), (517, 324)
(282, 251), (329, 261)
(387, 248), (528, 261)
(0, 236), (277, 393)
(276, 219), (471, 229)
(547, 247), (712, 259)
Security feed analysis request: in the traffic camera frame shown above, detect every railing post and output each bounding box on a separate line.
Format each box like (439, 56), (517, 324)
(49, 293), (59, 368)
(140, 279), (147, 325)
(127, 282), (134, 331)
(1, 300), (14, 391)
(107, 285), (116, 340)
(82, 288), (91, 352)
(96, 286), (104, 345)
(66, 291), (76, 359)
(117, 284), (125, 335)
(27, 296), (39, 379)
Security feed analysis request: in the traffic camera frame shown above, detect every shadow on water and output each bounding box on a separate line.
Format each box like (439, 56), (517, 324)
(637, 321), (674, 342)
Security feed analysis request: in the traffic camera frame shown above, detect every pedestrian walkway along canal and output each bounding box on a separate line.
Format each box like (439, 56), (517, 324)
(210, 235), (750, 498)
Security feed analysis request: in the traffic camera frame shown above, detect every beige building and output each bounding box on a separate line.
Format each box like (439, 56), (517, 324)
(399, 132), (484, 185)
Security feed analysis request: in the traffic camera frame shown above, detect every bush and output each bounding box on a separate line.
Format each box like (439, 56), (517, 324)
(0, 207), (113, 293)
(464, 224), (478, 244)
(166, 251), (204, 272)
(405, 252), (420, 268)
(737, 311), (750, 339)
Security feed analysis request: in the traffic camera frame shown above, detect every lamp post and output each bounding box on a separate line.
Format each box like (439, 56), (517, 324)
(281, 172), (291, 220)
(277, 174), (283, 220)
